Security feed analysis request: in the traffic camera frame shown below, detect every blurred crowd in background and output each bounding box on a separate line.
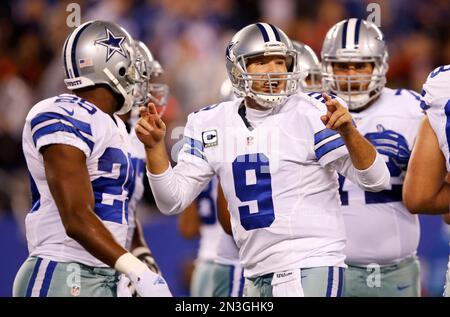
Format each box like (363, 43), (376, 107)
(0, 0), (449, 296)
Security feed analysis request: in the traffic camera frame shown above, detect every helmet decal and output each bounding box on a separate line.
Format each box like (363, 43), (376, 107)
(95, 27), (127, 62)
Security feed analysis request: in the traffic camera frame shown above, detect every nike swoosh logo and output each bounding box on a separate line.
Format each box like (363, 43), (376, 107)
(397, 285), (411, 291)
(59, 106), (74, 116)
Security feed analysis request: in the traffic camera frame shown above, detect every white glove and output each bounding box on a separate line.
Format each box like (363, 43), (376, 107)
(117, 274), (132, 297)
(129, 269), (172, 297)
(114, 252), (172, 297)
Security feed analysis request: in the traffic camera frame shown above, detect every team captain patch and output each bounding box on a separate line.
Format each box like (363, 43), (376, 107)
(202, 129), (218, 148)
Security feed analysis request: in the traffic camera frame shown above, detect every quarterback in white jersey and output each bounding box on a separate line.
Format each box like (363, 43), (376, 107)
(13, 21), (170, 297)
(404, 64), (450, 297)
(136, 23), (390, 297)
(321, 19), (423, 296)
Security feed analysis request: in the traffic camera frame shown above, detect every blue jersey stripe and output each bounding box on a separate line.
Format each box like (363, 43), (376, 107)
(39, 261), (57, 297)
(238, 270), (245, 297)
(227, 265), (235, 297)
(184, 148), (206, 161)
(256, 23), (270, 42)
(31, 112), (92, 136)
(315, 138), (345, 160)
(28, 173), (41, 213)
(314, 128), (338, 145)
(342, 20), (349, 48)
(26, 257), (43, 297)
(420, 101), (430, 110)
(326, 266), (334, 297)
(337, 267), (344, 297)
(32, 122), (94, 153)
(184, 136), (204, 151)
(268, 24), (281, 41)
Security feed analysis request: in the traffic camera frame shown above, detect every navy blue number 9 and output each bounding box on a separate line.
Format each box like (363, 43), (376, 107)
(232, 153), (275, 230)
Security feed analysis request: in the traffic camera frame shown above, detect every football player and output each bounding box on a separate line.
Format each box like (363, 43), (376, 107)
(136, 22), (390, 297)
(13, 21), (171, 297)
(321, 18), (424, 297)
(116, 40), (170, 296)
(403, 64), (450, 297)
(180, 81), (244, 297)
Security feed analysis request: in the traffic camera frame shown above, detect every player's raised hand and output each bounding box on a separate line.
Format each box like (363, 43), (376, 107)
(320, 93), (354, 135)
(135, 103), (166, 149)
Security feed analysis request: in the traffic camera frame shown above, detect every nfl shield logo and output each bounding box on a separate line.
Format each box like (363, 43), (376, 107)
(71, 284), (80, 297)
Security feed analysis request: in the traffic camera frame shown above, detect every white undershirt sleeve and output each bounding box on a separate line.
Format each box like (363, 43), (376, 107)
(330, 152), (390, 192)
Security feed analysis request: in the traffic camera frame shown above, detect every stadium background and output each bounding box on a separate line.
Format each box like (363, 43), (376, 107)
(0, 0), (449, 296)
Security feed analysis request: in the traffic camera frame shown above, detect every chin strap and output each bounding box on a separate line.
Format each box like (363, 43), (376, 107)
(103, 68), (133, 115)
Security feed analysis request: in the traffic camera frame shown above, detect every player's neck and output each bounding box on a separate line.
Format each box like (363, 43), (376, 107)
(74, 87), (120, 116)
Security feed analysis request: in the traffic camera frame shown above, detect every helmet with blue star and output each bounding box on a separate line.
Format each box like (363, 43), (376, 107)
(62, 20), (142, 115)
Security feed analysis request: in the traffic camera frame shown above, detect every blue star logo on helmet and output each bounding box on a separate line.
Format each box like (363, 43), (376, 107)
(95, 27), (127, 62)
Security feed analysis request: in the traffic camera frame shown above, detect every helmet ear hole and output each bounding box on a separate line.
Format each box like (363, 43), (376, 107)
(118, 67), (126, 77)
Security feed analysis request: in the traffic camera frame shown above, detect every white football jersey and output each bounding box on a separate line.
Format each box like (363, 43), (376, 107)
(340, 87), (423, 266)
(124, 127), (147, 250)
(23, 94), (134, 267)
(178, 93), (350, 277)
(421, 65), (450, 172)
(193, 176), (241, 267)
(215, 230), (240, 266)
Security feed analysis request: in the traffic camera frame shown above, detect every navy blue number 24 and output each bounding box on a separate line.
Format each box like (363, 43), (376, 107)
(232, 153), (275, 230)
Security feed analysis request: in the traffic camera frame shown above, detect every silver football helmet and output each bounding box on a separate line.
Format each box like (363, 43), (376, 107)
(321, 18), (388, 110)
(225, 23), (301, 108)
(292, 41), (322, 92)
(62, 20), (141, 115)
(133, 40), (169, 117)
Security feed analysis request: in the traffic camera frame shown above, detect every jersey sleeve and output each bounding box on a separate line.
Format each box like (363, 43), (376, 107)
(29, 105), (94, 157)
(176, 112), (210, 167)
(420, 65), (450, 112)
(304, 93), (350, 166)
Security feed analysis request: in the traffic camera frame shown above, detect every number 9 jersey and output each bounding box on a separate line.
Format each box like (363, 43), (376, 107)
(175, 94), (353, 278)
(22, 94), (134, 267)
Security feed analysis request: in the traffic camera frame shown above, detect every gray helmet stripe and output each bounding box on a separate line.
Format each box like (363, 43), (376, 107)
(64, 21), (93, 78)
(343, 18), (358, 49)
(268, 24), (281, 41)
(256, 23), (270, 42)
(70, 21), (93, 78)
